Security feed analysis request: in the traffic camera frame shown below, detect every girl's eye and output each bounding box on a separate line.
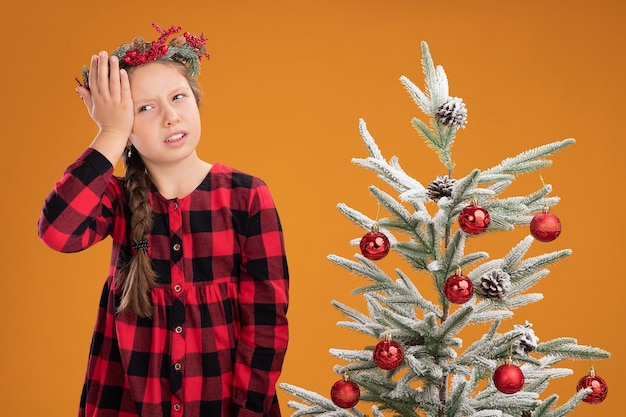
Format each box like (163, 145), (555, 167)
(173, 93), (184, 101)
(138, 104), (153, 112)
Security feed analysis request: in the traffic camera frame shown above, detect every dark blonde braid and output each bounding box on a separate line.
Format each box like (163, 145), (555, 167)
(116, 60), (203, 317)
(118, 145), (158, 317)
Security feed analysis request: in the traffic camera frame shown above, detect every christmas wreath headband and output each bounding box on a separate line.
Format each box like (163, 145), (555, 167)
(79, 23), (210, 88)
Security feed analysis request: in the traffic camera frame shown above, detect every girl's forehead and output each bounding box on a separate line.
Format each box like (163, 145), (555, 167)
(129, 62), (190, 91)
(129, 61), (185, 80)
(125, 60), (202, 105)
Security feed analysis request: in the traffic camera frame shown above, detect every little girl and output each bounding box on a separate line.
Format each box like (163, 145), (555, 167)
(38, 24), (289, 417)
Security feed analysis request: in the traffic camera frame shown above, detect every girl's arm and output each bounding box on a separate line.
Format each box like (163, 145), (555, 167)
(233, 181), (289, 417)
(37, 148), (120, 252)
(39, 52), (133, 252)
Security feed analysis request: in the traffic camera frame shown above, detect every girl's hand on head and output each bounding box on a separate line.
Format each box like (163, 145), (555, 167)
(77, 51), (135, 165)
(76, 51), (134, 141)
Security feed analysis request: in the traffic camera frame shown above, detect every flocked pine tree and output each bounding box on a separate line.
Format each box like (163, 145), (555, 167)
(279, 42), (610, 417)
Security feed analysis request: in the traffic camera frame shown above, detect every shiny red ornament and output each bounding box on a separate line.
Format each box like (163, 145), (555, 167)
(530, 207), (561, 242)
(330, 376), (360, 408)
(373, 335), (404, 370)
(444, 274), (474, 304)
(359, 225), (390, 260)
(493, 362), (525, 394)
(577, 367), (608, 404)
(458, 203), (490, 235)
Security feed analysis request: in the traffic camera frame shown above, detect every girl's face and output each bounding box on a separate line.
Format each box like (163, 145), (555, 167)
(128, 62), (202, 169)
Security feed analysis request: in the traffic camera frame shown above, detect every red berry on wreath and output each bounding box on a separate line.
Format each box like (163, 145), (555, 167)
(458, 200), (490, 235)
(530, 206), (561, 242)
(359, 223), (390, 260)
(373, 332), (404, 370)
(493, 360), (524, 394)
(444, 272), (474, 304)
(577, 366), (608, 404)
(330, 374), (360, 408)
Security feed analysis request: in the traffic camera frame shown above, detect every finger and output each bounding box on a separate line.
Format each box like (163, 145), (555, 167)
(76, 86), (94, 115)
(88, 54), (99, 95)
(97, 51), (110, 98)
(108, 55), (121, 101)
(75, 85), (89, 98)
(119, 68), (132, 104)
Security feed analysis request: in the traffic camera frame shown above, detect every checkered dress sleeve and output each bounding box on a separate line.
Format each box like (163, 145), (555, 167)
(38, 148), (120, 252)
(231, 179), (289, 417)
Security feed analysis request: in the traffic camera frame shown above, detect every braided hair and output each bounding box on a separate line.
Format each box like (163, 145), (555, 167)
(116, 60), (203, 317)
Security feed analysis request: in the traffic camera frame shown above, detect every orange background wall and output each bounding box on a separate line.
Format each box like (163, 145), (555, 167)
(1, 1), (624, 416)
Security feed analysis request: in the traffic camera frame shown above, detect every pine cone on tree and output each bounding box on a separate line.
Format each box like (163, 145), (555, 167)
(427, 175), (456, 202)
(435, 97), (468, 129)
(479, 269), (511, 299)
(513, 321), (539, 355)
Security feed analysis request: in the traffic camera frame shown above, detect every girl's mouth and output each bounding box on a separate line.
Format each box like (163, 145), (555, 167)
(165, 133), (185, 143)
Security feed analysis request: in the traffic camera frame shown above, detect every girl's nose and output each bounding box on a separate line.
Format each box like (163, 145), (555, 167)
(164, 106), (181, 126)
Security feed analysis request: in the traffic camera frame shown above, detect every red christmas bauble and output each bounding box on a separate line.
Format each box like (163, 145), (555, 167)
(373, 339), (404, 370)
(360, 231), (390, 260)
(458, 204), (491, 235)
(530, 210), (561, 242)
(330, 377), (360, 408)
(577, 369), (608, 404)
(444, 274), (474, 304)
(493, 363), (525, 394)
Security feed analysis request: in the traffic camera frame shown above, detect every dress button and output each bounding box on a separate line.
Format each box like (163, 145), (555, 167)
(173, 202), (179, 209)
(174, 362), (182, 371)
(173, 243), (181, 251)
(175, 326), (183, 334)
(174, 284), (182, 292)
(173, 403), (181, 412)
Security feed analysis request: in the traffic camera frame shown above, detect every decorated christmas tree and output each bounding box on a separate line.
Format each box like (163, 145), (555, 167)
(279, 42), (610, 417)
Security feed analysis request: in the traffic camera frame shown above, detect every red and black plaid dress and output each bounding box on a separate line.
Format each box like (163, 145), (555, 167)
(38, 148), (289, 417)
